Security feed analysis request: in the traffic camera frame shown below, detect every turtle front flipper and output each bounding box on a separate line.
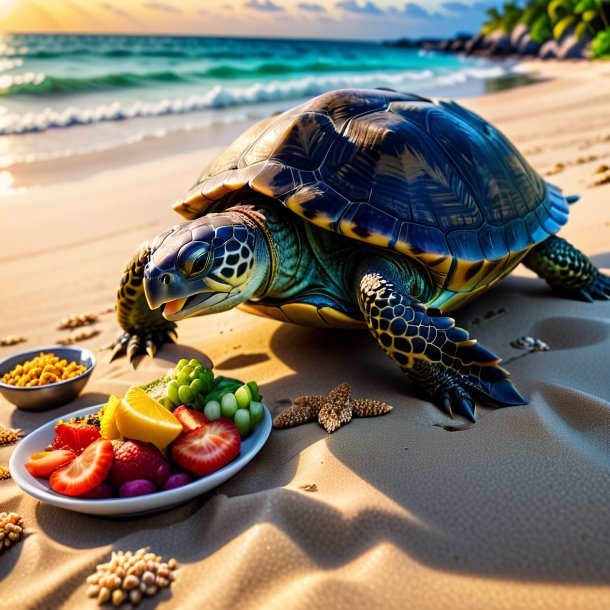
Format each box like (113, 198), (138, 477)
(112, 241), (177, 365)
(356, 259), (526, 421)
(524, 235), (610, 302)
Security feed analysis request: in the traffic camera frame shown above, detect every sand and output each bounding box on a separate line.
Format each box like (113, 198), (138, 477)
(1, 60), (609, 610)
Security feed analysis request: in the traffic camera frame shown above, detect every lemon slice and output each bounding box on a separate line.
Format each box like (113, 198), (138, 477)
(100, 395), (123, 441)
(116, 386), (182, 452)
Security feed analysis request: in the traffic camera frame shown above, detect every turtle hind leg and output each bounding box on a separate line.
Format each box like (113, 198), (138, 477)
(356, 261), (526, 421)
(524, 235), (610, 302)
(111, 241), (177, 365)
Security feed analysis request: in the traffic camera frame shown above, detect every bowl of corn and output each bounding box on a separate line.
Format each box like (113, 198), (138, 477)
(0, 346), (96, 411)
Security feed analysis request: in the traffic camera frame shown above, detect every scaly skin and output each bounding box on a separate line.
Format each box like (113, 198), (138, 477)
(355, 257), (524, 421)
(524, 235), (610, 302)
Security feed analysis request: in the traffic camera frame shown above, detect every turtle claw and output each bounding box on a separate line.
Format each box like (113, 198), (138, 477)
(433, 383), (476, 422)
(457, 397), (476, 422)
(107, 324), (177, 367)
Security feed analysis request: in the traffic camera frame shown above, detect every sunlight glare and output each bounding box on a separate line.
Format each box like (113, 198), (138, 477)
(0, 0), (17, 19)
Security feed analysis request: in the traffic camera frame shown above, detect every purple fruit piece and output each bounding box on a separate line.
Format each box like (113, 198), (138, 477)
(119, 479), (157, 498)
(79, 481), (115, 499)
(161, 472), (193, 491)
(154, 462), (172, 487)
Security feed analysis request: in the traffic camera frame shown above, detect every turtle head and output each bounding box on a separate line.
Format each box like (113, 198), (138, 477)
(143, 211), (270, 321)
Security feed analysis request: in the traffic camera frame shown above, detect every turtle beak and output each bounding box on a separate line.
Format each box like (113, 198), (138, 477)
(143, 262), (182, 311)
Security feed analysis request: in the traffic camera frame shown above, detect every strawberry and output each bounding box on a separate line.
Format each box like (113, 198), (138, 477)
(171, 418), (240, 477)
(52, 421), (101, 455)
(110, 440), (171, 487)
(25, 449), (76, 478)
(50, 438), (113, 497)
(173, 405), (209, 431)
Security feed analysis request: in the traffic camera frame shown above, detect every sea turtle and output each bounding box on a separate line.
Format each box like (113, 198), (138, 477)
(112, 88), (610, 421)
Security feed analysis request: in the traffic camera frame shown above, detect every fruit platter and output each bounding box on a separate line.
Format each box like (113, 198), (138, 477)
(9, 358), (271, 516)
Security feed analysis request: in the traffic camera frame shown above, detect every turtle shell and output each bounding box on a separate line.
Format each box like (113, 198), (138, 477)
(174, 89), (570, 310)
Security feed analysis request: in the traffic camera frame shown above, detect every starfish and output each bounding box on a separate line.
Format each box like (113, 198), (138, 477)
(272, 382), (393, 434)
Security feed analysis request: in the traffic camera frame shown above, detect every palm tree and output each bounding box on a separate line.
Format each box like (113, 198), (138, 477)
(548, 0), (610, 40)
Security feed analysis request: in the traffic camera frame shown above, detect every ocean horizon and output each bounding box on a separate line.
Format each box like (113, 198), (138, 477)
(0, 33), (527, 176)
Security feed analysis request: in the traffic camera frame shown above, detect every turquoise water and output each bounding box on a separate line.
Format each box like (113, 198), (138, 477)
(0, 34), (522, 167)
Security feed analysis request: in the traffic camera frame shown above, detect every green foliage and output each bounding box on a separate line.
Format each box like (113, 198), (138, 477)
(480, 0), (610, 45)
(531, 13), (553, 41)
(591, 28), (610, 56)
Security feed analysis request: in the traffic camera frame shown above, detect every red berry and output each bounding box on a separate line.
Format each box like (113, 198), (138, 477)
(171, 419), (240, 477)
(52, 422), (101, 455)
(50, 439), (113, 497)
(110, 440), (171, 487)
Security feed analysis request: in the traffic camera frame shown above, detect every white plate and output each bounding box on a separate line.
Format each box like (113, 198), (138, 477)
(9, 404), (272, 517)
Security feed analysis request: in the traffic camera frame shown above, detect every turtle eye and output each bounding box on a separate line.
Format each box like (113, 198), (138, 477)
(177, 243), (211, 278)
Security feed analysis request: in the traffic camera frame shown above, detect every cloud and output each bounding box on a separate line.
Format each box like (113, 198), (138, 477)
(335, 1), (384, 16)
(441, 1), (471, 14)
(243, 0), (284, 11)
(403, 2), (430, 18)
(101, 2), (144, 23)
(142, 1), (181, 14)
(297, 2), (326, 12)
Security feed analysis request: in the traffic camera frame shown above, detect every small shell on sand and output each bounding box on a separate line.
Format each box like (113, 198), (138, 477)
(56, 329), (101, 345)
(0, 335), (27, 347)
(57, 312), (99, 330)
(511, 336), (550, 351)
(542, 162), (565, 176)
(590, 166), (610, 187)
(298, 483), (318, 492)
(0, 425), (23, 447)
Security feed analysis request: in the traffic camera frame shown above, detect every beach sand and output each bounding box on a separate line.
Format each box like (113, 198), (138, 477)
(1, 60), (609, 609)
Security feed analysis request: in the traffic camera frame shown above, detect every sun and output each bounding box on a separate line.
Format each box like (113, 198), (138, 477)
(0, 0), (17, 19)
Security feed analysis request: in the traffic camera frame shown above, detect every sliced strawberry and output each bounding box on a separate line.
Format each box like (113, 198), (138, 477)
(171, 418), (240, 476)
(25, 450), (76, 478)
(52, 422), (101, 455)
(50, 438), (113, 497)
(173, 405), (209, 432)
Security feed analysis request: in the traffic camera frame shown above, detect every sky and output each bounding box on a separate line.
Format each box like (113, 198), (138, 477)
(0, 0), (501, 40)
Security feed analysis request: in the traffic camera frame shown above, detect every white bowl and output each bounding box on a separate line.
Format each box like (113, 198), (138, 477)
(9, 404), (272, 517)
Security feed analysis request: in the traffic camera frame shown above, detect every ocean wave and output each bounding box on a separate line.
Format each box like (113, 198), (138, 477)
(0, 112), (252, 168)
(0, 65), (516, 136)
(0, 61), (427, 97)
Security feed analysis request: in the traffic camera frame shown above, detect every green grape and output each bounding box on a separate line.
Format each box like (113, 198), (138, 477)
(178, 385), (194, 405)
(177, 370), (191, 386)
(249, 401), (264, 425)
(162, 397), (174, 410)
(190, 378), (204, 396)
(188, 358), (200, 368)
(220, 393), (238, 418)
(234, 409), (251, 437)
(235, 385), (251, 409)
(167, 380), (180, 405)
(204, 400), (221, 421)
(177, 358), (189, 370)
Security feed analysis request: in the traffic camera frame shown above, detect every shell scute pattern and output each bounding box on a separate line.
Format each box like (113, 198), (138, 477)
(172, 88), (571, 310)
